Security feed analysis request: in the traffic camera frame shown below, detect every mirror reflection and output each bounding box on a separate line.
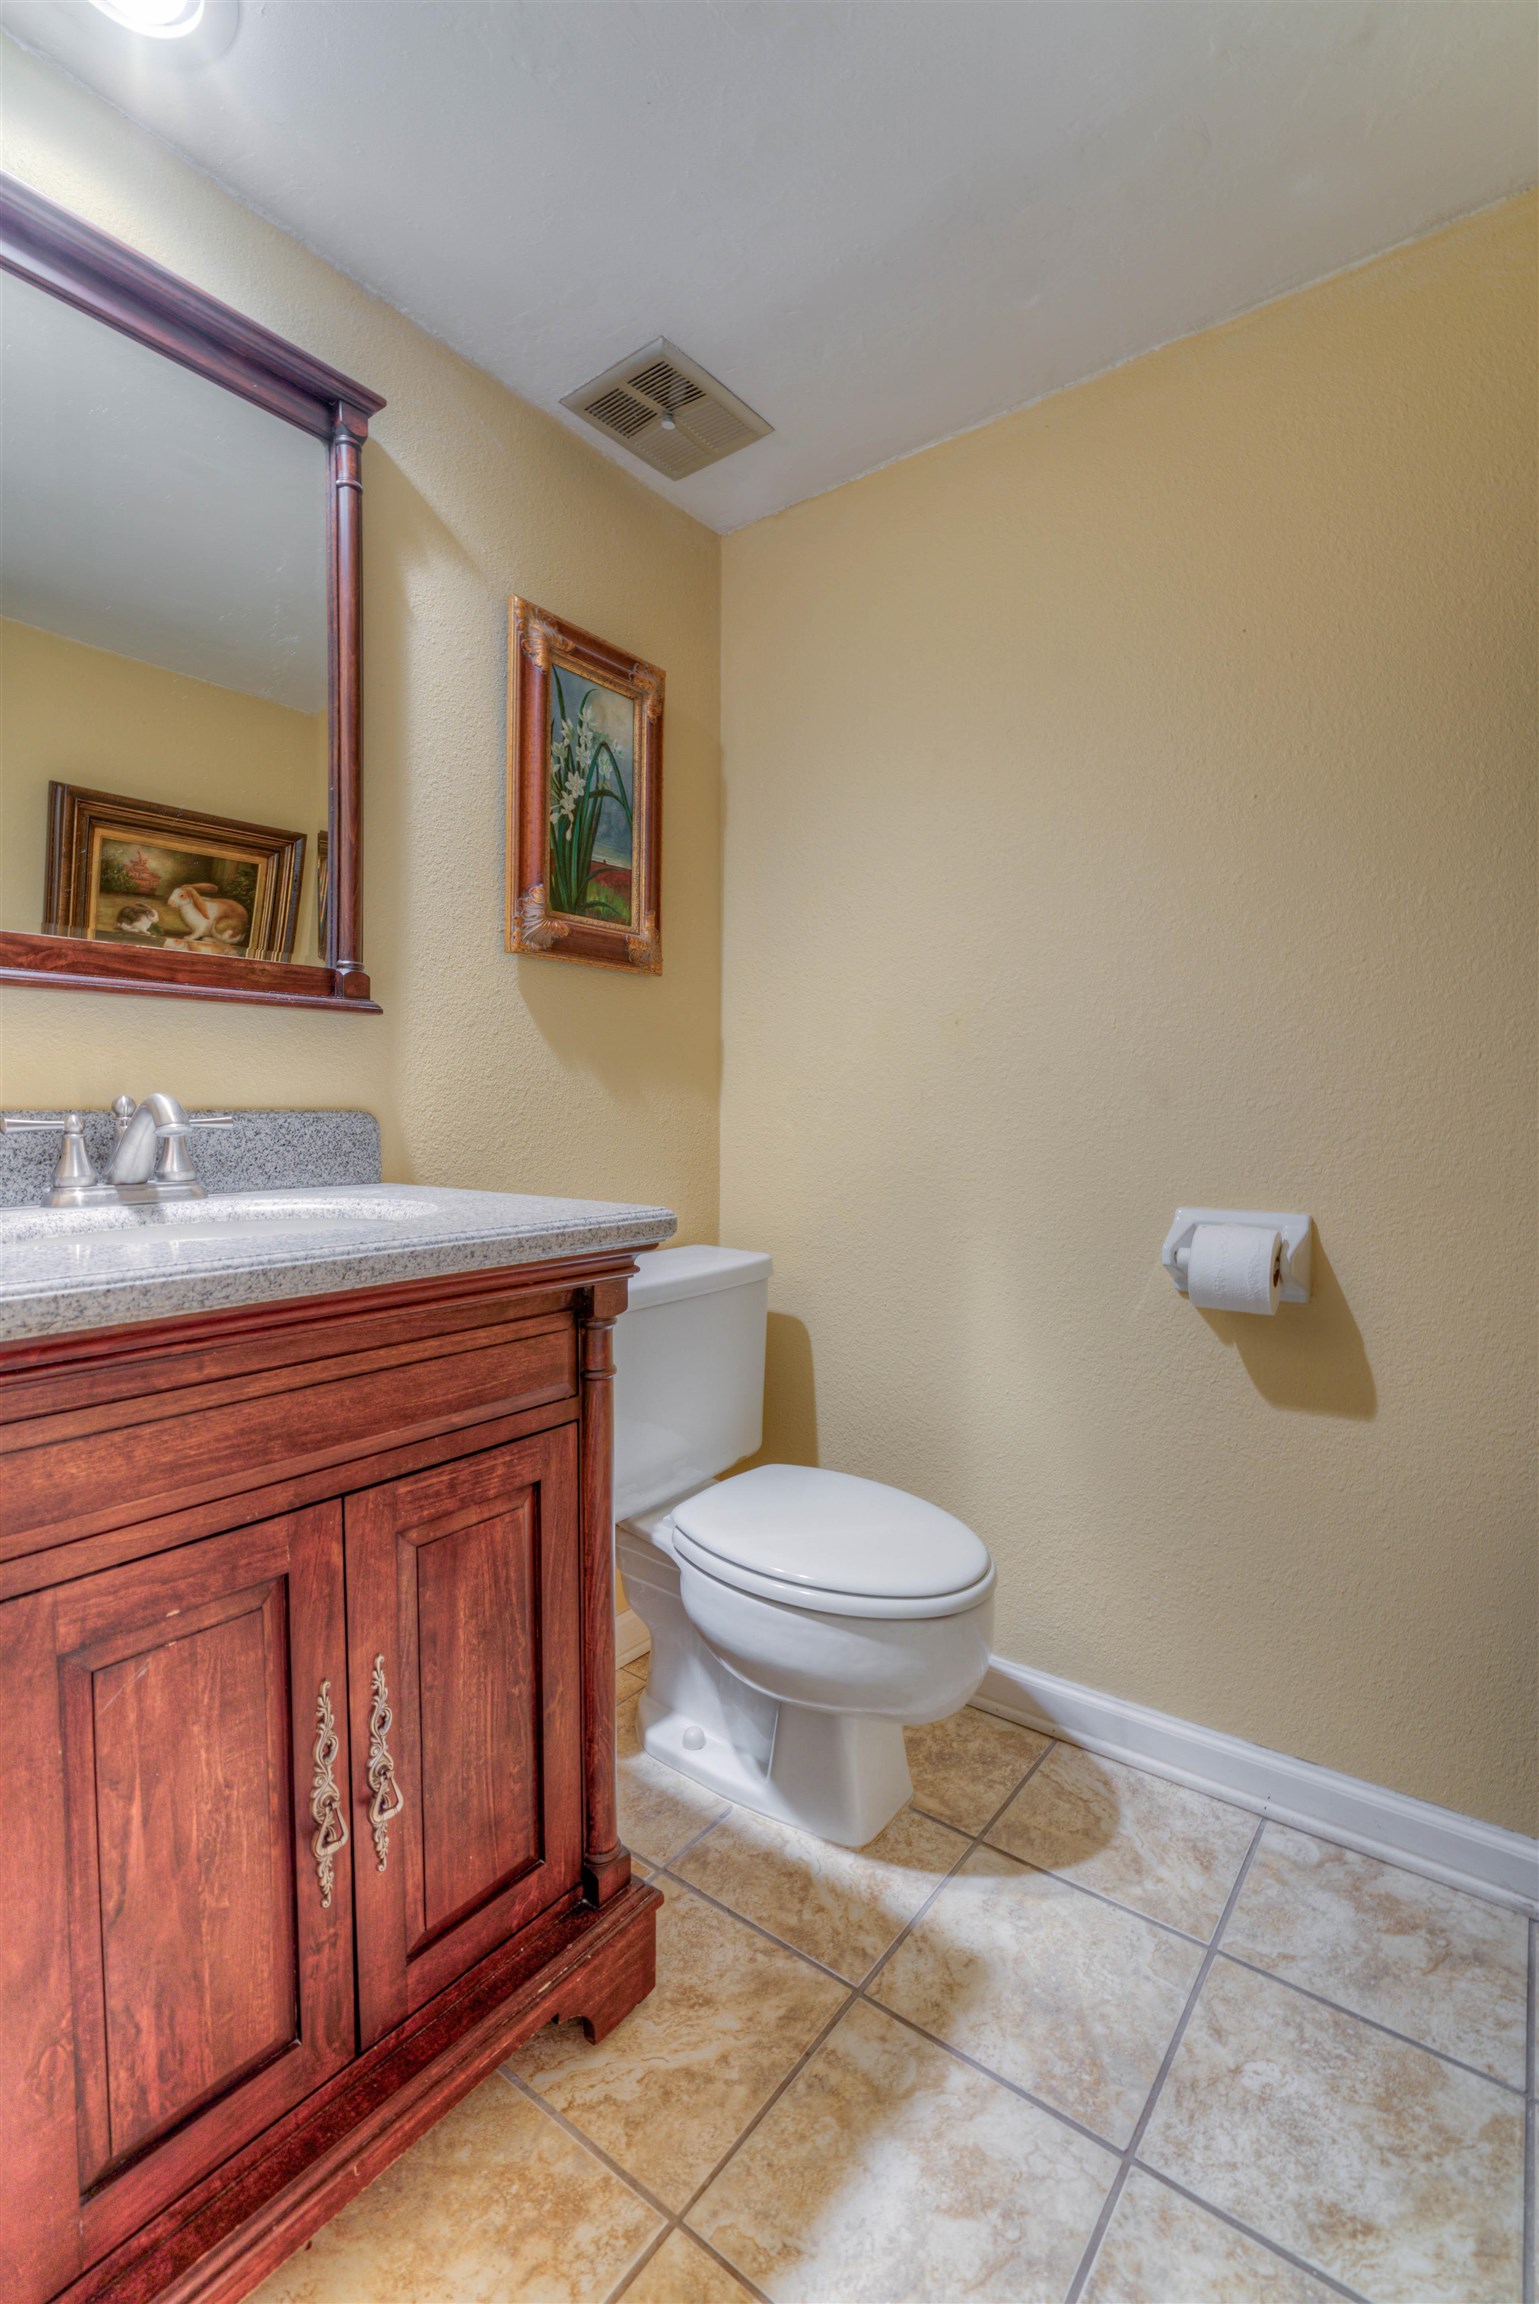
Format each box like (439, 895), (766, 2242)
(0, 268), (330, 964)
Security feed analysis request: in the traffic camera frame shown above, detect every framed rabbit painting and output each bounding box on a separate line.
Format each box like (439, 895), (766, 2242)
(505, 598), (663, 972)
(42, 783), (306, 963)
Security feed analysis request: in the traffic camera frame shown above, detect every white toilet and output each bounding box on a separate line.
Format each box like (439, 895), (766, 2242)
(614, 1246), (996, 1846)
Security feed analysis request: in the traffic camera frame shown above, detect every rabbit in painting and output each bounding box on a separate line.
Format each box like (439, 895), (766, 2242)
(167, 883), (249, 950)
(113, 900), (160, 936)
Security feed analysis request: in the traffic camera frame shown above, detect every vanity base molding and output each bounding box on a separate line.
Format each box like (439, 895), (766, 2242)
(0, 1250), (655, 2304)
(59, 1879), (661, 2304)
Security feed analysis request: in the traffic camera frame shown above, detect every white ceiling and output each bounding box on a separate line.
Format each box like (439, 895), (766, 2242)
(1, 260), (327, 706)
(4, 0), (1535, 534)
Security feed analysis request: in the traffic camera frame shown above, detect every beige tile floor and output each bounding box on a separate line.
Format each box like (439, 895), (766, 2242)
(254, 1655), (1535, 2304)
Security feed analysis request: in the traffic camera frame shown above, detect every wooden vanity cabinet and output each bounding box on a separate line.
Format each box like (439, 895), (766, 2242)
(0, 1253), (660, 2304)
(345, 1427), (585, 2047)
(7, 1505), (357, 2296)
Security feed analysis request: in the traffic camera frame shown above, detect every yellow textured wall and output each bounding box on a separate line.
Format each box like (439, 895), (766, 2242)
(720, 197), (1537, 1833)
(0, 41), (721, 1235)
(1, 617), (330, 959)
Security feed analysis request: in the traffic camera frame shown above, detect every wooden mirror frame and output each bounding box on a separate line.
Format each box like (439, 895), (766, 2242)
(0, 174), (385, 1012)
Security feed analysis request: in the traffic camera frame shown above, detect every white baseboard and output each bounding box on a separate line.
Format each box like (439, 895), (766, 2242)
(976, 1655), (1538, 1916)
(616, 1607), (651, 1669)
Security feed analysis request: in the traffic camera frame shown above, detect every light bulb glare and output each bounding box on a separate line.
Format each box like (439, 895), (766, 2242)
(89, 0), (206, 37)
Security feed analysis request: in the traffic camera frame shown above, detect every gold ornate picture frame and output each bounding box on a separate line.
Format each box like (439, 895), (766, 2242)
(505, 598), (663, 973)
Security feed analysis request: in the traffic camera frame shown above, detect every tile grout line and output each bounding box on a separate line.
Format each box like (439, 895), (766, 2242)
(631, 1709), (1499, 2300)
(633, 1729), (1372, 2277)
(651, 1863), (863, 1987)
(649, 1735), (1062, 2273)
(973, 1836), (1213, 1948)
(975, 1810), (1532, 2091)
(659, 1774), (1004, 2225)
(507, 2061), (782, 2304)
(1211, 1946), (1530, 2097)
(851, 1987), (1120, 2159)
(863, 1819), (1522, 2094)
(954, 1785), (1401, 2297)
(859, 1734), (1060, 1994)
(1123, 2164), (1375, 2304)
(496, 2065), (679, 2225)
(674, 1984), (862, 2230)
(681, 2224), (780, 2304)
(1129, 1815), (1265, 2118)
(672, 1772), (1524, 2106)
(661, 1733), (1061, 2001)
(601, 1703), (1043, 2294)
(630, 1787), (738, 1876)
(302, 1692), (1508, 2304)
(646, 1675), (1531, 1923)
(603, 2213), (777, 2304)
(1087, 1833), (1387, 2304)
(627, 1706), (1522, 2302)
(1062, 1815), (1269, 2304)
(600, 2221), (676, 2304)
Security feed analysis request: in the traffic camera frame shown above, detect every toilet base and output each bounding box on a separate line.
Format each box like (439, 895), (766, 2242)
(617, 1500), (988, 1850)
(637, 1689), (913, 1848)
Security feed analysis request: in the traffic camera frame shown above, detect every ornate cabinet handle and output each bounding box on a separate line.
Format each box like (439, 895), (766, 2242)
(366, 1654), (405, 1870)
(310, 1679), (349, 1908)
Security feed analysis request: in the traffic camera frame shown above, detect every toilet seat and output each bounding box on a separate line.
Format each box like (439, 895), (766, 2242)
(669, 1463), (996, 1621)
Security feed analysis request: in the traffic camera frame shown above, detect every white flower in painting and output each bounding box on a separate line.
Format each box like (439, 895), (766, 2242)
(551, 762), (587, 826)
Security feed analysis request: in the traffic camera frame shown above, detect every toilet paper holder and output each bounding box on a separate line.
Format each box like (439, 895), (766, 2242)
(1161, 1209), (1313, 1304)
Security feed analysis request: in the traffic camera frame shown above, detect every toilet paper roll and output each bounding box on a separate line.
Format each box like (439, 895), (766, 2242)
(1184, 1223), (1283, 1315)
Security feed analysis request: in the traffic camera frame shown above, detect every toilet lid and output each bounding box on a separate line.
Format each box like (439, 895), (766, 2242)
(670, 1464), (993, 1617)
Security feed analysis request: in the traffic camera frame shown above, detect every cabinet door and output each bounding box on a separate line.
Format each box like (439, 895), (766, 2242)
(346, 1427), (584, 2046)
(0, 1506), (355, 2300)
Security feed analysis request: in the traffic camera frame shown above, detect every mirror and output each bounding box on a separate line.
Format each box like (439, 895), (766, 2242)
(3, 271), (329, 963)
(0, 175), (383, 1009)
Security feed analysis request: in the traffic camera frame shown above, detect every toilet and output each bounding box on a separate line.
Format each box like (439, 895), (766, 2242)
(614, 1245), (996, 1846)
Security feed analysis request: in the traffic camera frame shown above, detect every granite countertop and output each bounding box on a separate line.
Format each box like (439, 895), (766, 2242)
(0, 1183), (677, 1343)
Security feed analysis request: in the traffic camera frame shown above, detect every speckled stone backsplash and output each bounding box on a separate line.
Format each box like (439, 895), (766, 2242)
(0, 1107), (382, 1206)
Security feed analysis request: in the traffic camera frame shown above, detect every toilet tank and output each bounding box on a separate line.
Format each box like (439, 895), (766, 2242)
(613, 1246), (771, 1521)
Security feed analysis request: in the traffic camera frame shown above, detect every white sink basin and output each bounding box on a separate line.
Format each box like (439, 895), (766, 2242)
(0, 1189), (431, 1246)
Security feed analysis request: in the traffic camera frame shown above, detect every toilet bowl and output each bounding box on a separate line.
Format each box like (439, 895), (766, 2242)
(614, 1248), (996, 1846)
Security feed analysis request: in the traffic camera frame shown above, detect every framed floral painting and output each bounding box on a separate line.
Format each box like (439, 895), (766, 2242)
(505, 598), (663, 972)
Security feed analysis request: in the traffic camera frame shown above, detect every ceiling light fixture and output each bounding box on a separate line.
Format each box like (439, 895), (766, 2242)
(89, 0), (206, 37)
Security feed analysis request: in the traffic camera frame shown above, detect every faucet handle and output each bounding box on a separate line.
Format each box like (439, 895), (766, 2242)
(144, 1113), (234, 1197)
(0, 1112), (116, 1207)
(110, 1097), (235, 1136)
(141, 1110), (232, 1198)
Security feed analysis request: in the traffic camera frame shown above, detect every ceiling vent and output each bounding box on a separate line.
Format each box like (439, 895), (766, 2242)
(562, 339), (771, 480)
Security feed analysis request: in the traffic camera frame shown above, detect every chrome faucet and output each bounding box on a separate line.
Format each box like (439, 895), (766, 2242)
(1, 1096), (237, 1208)
(108, 1094), (235, 1202)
